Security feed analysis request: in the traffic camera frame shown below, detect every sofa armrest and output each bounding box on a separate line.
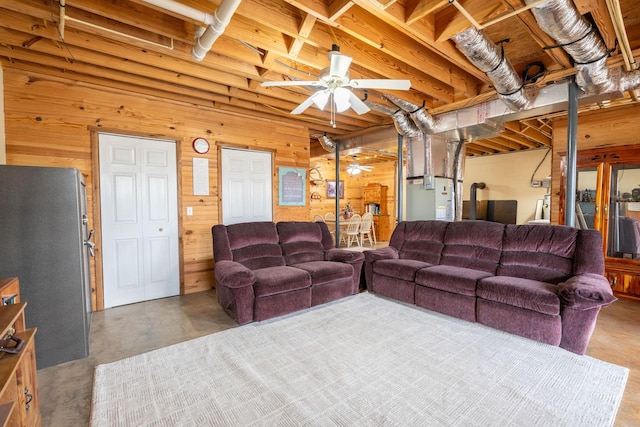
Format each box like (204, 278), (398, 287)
(558, 273), (617, 310)
(325, 249), (365, 294)
(325, 248), (365, 265)
(362, 246), (399, 291)
(214, 260), (256, 289)
(364, 246), (399, 263)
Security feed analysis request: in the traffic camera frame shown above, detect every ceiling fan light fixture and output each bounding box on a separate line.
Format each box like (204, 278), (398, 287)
(312, 91), (330, 110)
(333, 87), (351, 112)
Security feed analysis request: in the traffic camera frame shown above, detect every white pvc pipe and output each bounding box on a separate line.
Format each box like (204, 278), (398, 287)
(191, 0), (243, 61)
(141, 0), (243, 61)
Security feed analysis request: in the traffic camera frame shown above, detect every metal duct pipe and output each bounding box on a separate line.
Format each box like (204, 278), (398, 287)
(383, 94), (435, 133)
(364, 100), (422, 137)
(141, 0), (242, 61)
(469, 182), (486, 220)
(525, 0), (616, 95)
(452, 28), (531, 111)
(317, 134), (336, 152)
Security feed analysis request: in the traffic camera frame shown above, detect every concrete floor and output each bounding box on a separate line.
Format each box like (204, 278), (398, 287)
(38, 289), (640, 426)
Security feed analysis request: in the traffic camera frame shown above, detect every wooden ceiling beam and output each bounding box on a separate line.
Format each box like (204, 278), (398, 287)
(405, 0), (448, 26)
(504, 121), (552, 146)
(347, 0), (490, 82)
(434, 0), (510, 43)
(482, 136), (525, 151)
(499, 129), (539, 148)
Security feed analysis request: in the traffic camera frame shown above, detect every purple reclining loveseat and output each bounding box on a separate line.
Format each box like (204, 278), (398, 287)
(363, 220), (617, 354)
(212, 221), (364, 324)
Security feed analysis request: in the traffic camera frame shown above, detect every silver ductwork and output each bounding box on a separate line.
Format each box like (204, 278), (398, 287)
(526, 0), (614, 94)
(383, 94), (436, 133)
(526, 0), (640, 95)
(452, 28), (532, 111)
(317, 134), (336, 152)
(364, 100), (422, 137)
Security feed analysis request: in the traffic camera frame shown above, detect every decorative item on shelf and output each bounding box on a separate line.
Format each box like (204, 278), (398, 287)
(310, 192), (322, 200)
(341, 201), (354, 219)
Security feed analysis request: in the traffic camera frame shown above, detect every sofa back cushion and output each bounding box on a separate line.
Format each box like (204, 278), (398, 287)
(440, 221), (505, 274)
(277, 221), (329, 265)
(212, 222), (284, 270)
(498, 224), (578, 283)
(389, 221), (448, 265)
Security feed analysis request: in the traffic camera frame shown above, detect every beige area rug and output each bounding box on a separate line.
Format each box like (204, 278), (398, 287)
(91, 293), (628, 426)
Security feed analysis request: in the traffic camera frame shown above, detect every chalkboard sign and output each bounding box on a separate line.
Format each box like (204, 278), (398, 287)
(278, 167), (306, 206)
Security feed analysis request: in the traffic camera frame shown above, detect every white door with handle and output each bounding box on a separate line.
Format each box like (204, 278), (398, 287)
(99, 133), (179, 308)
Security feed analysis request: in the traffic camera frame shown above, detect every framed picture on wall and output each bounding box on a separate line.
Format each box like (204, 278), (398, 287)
(327, 180), (344, 199)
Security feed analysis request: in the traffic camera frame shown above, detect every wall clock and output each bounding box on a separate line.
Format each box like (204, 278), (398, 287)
(192, 137), (210, 154)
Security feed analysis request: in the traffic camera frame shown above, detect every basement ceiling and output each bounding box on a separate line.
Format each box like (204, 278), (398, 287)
(1, 0), (639, 157)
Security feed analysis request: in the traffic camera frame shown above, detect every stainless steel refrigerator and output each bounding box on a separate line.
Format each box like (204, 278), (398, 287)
(0, 165), (93, 369)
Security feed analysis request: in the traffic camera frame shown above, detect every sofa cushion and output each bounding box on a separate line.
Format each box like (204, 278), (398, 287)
(478, 275), (560, 316)
(253, 266), (311, 297)
(415, 265), (493, 297)
(391, 221), (448, 264)
(498, 224), (577, 283)
(214, 222), (285, 270)
(440, 221), (504, 274)
(291, 261), (353, 284)
(277, 222), (327, 265)
(373, 259), (433, 282)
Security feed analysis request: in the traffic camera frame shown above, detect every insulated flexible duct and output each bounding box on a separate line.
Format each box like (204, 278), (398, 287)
(525, 0), (617, 95)
(382, 94), (436, 133)
(452, 28), (531, 111)
(364, 101), (422, 137)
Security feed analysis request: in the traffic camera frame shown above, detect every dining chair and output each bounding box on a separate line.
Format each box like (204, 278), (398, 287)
(340, 214), (361, 247)
(313, 214), (325, 222)
(359, 212), (375, 246)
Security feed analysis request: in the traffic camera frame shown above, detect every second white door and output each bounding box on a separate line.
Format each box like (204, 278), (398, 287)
(221, 148), (273, 225)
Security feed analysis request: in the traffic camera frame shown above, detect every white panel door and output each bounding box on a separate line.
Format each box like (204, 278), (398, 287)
(99, 133), (179, 308)
(222, 148), (272, 225)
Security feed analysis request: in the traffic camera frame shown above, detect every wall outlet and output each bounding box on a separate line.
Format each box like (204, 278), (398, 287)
(186, 206), (193, 216)
(531, 180), (542, 188)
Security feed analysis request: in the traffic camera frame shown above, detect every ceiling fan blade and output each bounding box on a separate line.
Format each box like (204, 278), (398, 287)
(291, 92), (323, 114)
(261, 80), (322, 87)
(329, 53), (352, 78)
(348, 92), (370, 115)
(349, 79), (411, 90)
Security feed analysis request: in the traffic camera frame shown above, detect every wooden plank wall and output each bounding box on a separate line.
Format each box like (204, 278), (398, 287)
(551, 103), (640, 223)
(3, 68), (311, 310)
(309, 157), (398, 227)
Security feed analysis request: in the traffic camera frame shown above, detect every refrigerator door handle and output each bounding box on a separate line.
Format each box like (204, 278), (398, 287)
(84, 230), (96, 257)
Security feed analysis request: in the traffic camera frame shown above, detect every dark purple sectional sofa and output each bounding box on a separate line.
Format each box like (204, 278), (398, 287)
(212, 221), (364, 324)
(363, 220), (617, 354)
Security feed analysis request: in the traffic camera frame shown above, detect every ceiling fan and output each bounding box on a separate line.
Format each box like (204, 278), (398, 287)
(346, 163), (373, 175)
(261, 45), (411, 127)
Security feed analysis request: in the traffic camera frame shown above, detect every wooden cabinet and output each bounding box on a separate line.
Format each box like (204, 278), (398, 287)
(363, 183), (392, 241)
(0, 278), (40, 427)
(560, 145), (640, 300)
